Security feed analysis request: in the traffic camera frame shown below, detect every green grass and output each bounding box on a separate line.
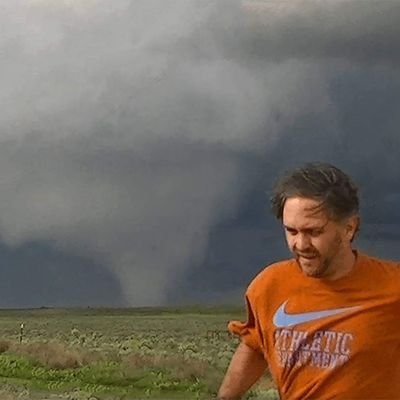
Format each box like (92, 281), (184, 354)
(0, 306), (278, 400)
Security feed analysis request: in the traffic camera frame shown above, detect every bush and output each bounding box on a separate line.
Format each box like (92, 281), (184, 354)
(12, 342), (103, 370)
(0, 340), (12, 354)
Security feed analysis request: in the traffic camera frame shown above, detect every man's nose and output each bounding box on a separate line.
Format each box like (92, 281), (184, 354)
(294, 233), (311, 251)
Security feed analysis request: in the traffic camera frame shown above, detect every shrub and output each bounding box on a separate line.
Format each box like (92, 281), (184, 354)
(12, 342), (103, 370)
(0, 340), (12, 354)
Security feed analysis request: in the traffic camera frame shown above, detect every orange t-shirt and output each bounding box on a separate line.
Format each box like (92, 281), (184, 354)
(229, 252), (400, 400)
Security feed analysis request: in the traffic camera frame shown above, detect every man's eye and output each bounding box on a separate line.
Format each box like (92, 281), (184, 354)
(310, 230), (323, 236)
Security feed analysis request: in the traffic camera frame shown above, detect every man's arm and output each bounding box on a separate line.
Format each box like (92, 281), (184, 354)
(217, 341), (268, 400)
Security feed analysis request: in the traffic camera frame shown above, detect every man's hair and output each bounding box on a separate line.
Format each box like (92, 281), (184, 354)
(271, 162), (359, 221)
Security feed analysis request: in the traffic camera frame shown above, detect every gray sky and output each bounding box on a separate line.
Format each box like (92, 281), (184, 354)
(1, 0), (399, 307)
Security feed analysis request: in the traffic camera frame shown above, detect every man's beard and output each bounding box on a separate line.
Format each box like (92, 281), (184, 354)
(294, 234), (343, 278)
(296, 254), (329, 277)
(297, 255), (331, 277)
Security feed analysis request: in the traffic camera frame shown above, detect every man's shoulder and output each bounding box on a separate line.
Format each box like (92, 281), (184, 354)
(247, 258), (296, 294)
(359, 252), (400, 275)
(262, 258), (297, 274)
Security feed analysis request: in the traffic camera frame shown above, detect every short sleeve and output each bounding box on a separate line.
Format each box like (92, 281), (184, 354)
(228, 289), (264, 354)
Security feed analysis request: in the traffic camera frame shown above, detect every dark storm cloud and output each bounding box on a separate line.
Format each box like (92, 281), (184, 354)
(240, 0), (400, 66)
(0, 241), (124, 308)
(1, 0), (399, 306)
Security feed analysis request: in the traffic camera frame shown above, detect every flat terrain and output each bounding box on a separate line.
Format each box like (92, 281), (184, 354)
(0, 307), (278, 400)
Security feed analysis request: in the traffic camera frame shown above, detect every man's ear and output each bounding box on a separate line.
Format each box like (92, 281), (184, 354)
(346, 215), (360, 242)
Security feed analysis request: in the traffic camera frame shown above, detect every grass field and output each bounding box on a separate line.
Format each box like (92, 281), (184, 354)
(0, 307), (278, 400)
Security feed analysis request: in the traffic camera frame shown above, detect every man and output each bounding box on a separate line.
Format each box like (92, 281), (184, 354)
(217, 162), (400, 400)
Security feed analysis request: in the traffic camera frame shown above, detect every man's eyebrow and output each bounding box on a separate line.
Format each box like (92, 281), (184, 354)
(283, 225), (296, 230)
(283, 224), (326, 231)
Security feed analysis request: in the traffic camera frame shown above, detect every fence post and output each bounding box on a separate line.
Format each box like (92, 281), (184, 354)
(19, 323), (24, 344)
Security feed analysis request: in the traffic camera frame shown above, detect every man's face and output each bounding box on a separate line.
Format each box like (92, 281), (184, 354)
(282, 197), (356, 279)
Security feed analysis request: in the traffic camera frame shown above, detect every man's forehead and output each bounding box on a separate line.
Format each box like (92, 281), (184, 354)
(282, 197), (330, 224)
(283, 218), (330, 231)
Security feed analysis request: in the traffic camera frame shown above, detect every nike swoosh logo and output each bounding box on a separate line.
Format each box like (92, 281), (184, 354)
(273, 300), (360, 328)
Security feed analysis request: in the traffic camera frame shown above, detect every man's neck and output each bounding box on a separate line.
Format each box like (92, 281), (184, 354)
(328, 249), (357, 281)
